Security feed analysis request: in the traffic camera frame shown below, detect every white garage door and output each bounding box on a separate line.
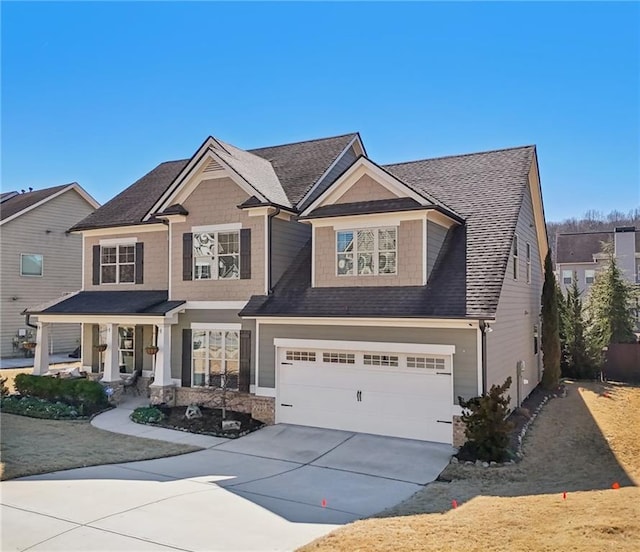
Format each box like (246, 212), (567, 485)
(275, 341), (454, 443)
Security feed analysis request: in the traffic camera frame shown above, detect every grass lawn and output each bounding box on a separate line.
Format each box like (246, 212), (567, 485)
(0, 413), (202, 480)
(1, 368), (201, 480)
(301, 381), (640, 552)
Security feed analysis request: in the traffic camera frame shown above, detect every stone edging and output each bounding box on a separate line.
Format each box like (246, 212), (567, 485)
(451, 385), (566, 468)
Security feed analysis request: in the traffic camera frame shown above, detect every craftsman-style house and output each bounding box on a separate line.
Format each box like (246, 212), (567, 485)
(27, 133), (548, 446)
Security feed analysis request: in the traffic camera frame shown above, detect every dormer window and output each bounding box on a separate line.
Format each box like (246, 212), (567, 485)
(193, 231), (240, 280)
(336, 227), (397, 276)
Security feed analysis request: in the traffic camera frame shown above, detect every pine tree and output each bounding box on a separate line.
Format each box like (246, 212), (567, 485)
(586, 249), (637, 362)
(564, 274), (592, 378)
(541, 250), (561, 389)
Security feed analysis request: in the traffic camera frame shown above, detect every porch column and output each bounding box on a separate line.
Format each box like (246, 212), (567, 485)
(80, 323), (93, 372)
(102, 323), (121, 382)
(33, 322), (50, 376)
(150, 322), (173, 387)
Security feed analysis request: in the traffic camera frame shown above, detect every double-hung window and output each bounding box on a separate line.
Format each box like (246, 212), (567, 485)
(193, 231), (240, 280)
(101, 245), (135, 284)
(336, 227), (397, 276)
(526, 243), (531, 284)
(192, 329), (239, 389)
(585, 269), (595, 285)
(562, 270), (573, 285)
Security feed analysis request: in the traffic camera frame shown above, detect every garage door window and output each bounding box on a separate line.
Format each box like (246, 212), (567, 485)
(285, 350), (316, 362)
(363, 354), (399, 367)
(323, 352), (355, 364)
(407, 356), (445, 370)
(192, 330), (239, 389)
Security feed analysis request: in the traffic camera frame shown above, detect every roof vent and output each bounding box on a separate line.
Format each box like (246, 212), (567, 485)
(203, 158), (223, 173)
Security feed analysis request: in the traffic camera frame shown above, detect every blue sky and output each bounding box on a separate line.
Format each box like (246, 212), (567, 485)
(2, 1), (638, 222)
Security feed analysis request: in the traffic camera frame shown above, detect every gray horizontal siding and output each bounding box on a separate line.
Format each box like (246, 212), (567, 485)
(1, 189), (95, 356)
(427, 221), (449, 280)
(271, 219), (310, 287)
(258, 323), (478, 401)
(486, 176), (543, 406)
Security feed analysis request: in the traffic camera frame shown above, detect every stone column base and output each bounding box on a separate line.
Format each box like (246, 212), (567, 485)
(251, 396), (275, 425)
(150, 385), (176, 406)
(453, 415), (467, 448)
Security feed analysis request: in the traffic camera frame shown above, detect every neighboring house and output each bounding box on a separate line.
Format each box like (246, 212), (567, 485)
(0, 184), (99, 357)
(26, 133), (548, 446)
(556, 227), (640, 294)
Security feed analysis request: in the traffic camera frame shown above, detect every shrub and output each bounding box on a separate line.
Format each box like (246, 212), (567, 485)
(458, 377), (514, 462)
(0, 395), (80, 419)
(131, 406), (165, 424)
(13, 374), (107, 413)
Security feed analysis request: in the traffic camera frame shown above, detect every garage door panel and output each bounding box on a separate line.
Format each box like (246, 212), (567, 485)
(276, 347), (454, 444)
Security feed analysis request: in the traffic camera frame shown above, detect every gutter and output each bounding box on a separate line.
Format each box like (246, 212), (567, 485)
(479, 320), (488, 395)
(267, 207), (281, 293)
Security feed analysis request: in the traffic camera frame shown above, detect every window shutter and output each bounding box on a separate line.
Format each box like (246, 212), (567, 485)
(135, 242), (144, 284)
(181, 328), (192, 387)
(183, 233), (193, 281)
(240, 229), (251, 280)
(92, 245), (101, 285)
(134, 326), (144, 372)
(239, 329), (251, 393)
(91, 324), (99, 373)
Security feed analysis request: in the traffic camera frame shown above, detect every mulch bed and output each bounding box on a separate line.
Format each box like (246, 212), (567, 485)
(455, 382), (566, 463)
(152, 405), (264, 438)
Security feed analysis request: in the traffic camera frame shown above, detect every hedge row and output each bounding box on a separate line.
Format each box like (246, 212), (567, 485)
(13, 374), (108, 413)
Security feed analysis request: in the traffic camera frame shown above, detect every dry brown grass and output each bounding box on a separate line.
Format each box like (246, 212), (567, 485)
(1, 368), (33, 393)
(301, 381), (640, 552)
(0, 413), (201, 480)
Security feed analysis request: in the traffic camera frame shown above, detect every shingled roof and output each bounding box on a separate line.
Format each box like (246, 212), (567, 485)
(556, 232), (614, 263)
(1, 184), (73, 222)
(242, 145), (536, 319)
(71, 133), (358, 231)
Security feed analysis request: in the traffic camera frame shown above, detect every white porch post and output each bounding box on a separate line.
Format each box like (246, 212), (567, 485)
(102, 323), (121, 382)
(80, 323), (93, 372)
(151, 322), (173, 387)
(33, 322), (50, 376)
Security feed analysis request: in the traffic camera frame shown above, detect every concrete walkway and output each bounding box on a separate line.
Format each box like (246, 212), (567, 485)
(0, 353), (78, 370)
(1, 397), (454, 551)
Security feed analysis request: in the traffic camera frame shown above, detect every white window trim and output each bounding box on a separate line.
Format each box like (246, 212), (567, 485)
(585, 270), (596, 284)
(336, 226), (397, 277)
(273, 338), (455, 356)
(192, 223), (242, 233)
(99, 237), (137, 246)
(191, 323), (241, 330)
(193, 229), (241, 281)
(526, 243), (531, 284)
(562, 270), (573, 285)
(191, 327), (241, 389)
(100, 244), (136, 285)
(20, 253), (44, 277)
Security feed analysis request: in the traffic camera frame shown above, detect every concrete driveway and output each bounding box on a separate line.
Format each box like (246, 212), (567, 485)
(1, 423), (453, 551)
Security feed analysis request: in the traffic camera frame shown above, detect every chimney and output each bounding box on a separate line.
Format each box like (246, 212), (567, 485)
(614, 227), (636, 284)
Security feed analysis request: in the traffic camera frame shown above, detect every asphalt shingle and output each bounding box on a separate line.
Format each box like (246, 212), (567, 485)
(1, 184), (73, 222)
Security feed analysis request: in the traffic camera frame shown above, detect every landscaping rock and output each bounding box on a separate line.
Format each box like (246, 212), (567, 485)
(450, 456), (459, 464)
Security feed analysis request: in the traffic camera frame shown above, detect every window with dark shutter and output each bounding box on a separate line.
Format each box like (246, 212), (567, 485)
(183, 233), (193, 281)
(92, 245), (101, 285)
(181, 328), (192, 387)
(239, 330), (251, 393)
(240, 229), (251, 280)
(135, 242), (144, 284)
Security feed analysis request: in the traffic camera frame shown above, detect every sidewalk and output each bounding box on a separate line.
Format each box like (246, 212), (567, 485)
(0, 353), (79, 370)
(91, 394), (227, 448)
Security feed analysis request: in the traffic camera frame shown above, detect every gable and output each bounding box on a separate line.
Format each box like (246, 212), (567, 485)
(335, 174), (399, 204)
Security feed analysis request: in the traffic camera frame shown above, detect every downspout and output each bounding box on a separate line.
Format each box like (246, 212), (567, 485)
(24, 312), (38, 329)
(267, 207), (281, 294)
(479, 320), (488, 395)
